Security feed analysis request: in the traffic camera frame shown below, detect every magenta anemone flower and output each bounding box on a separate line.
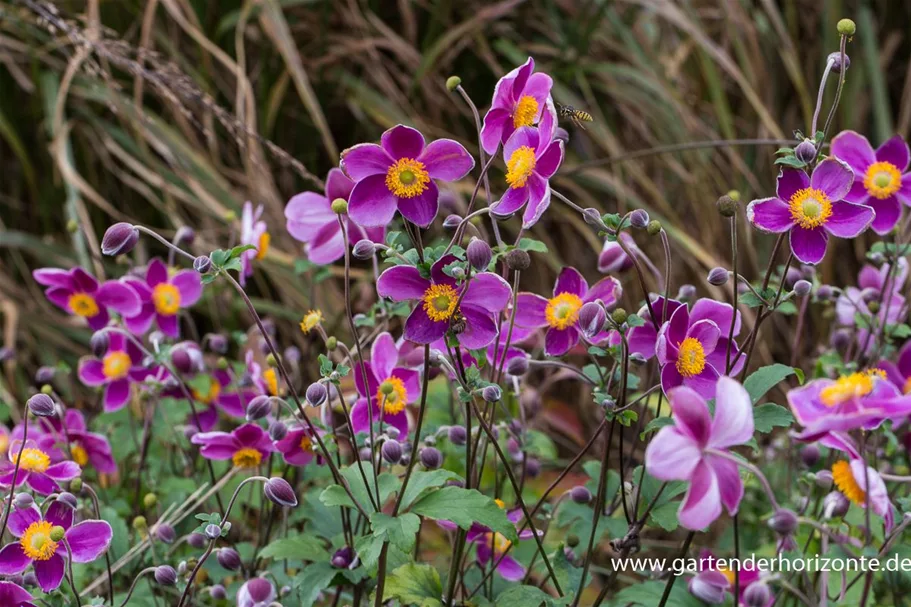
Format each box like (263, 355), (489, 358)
(645, 377), (753, 530)
(598, 232), (640, 274)
(836, 260), (907, 354)
(692, 550), (772, 607)
(747, 159), (874, 265)
(342, 125), (474, 228)
(377, 255), (511, 349)
(787, 370), (911, 442)
(78, 332), (149, 412)
(824, 435), (895, 531)
(122, 259), (202, 338)
(285, 168), (385, 264)
(467, 508), (536, 581)
(0, 440), (80, 496)
(237, 577), (276, 607)
(881, 341), (911, 395)
(239, 201), (270, 286)
(34, 409), (116, 474)
(191, 423), (274, 468)
(480, 57), (554, 155)
(0, 581), (33, 607)
(0, 501), (112, 592)
(32, 267), (141, 331)
(656, 299), (743, 398)
(165, 368), (251, 431)
(350, 333), (421, 438)
(514, 267), (621, 357)
(625, 296), (684, 361)
(490, 103), (563, 228)
(831, 131), (911, 234)
(274, 425), (322, 466)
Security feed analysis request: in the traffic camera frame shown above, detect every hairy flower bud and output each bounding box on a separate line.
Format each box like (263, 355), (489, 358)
(481, 385), (502, 403)
(677, 284), (697, 302)
(264, 477), (298, 507)
(27, 393), (56, 418)
(269, 420), (288, 442)
(34, 367), (55, 385)
(824, 491), (850, 518)
(448, 425), (467, 446)
(90, 332), (109, 358)
(443, 214), (462, 230)
(629, 209), (650, 229)
(193, 255), (212, 274)
(506, 356), (529, 377)
(525, 458), (541, 478)
(578, 302), (606, 340)
(209, 584), (227, 599)
(217, 548), (242, 571)
(582, 208), (602, 227)
(332, 547), (354, 568)
(646, 220), (662, 236)
(446, 76), (462, 91)
(306, 382), (328, 407)
(420, 447), (443, 470)
(837, 18), (856, 36)
(793, 280), (812, 297)
(174, 226), (196, 246)
(13, 493), (33, 510)
(570, 486), (592, 504)
(381, 439), (403, 463)
(101, 223), (139, 256)
(611, 307), (628, 326)
(154, 566), (178, 586)
(187, 532), (206, 549)
(831, 329), (852, 351)
(743, 582), (771, 607)
(207, 333), (229, 354)
(352, 240), (377, 260)
(707, 267), (729, 286)
(154, 524), (176, 544)
(768, 508), (798, 535)
(716, 195), (738, 217)
(688, 570), (729, 604)
(143, 493), (157, 509)
(246, 395), (272, 421)
(795, 139), (817, 164)
(204, 523), (222, 540)
(466, 239), (493, 271)
(504, 249), (531, 271)
(49, 526), (65, 542)
(828, 51), (850, 73)
(800, 444), (820, 467)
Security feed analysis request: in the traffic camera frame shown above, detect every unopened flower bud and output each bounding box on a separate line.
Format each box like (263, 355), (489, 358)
(187, 532), (206, 548)
(27, 393), (56, 418)
(0, 347), (13, 362)
(332, 547), (354, 569)
(504, 249), (530, 271)
(677, 284), (697, 302)
(420, 447), (443, 470)
(800, 444), (820, 467)
(69, 477), (83, 494)
(815, 469), (834, 490)
(381, 439), (403, 463)
(143, 493), (158, 509)
(716, 195), (738, 217)
(566, 533), (580, 548)
(55, 493), (77, 510)
(582, 208), (602, 227)
(570, 486), (592, 504)
(688, 570), (729, 604)
(601, 396), (616, 410)
(795, 139), (817, 163)
(154, 524), (176, 544)
(824, 490), (850, 518)
(506, 356), (529, 377)
(13, 494), (33, 510)
(743, 581), (771, 607)
(330, 198), (348, 214)
(306, 382), (328, 407)
(132, 516), (148, 532)
(481, 385), (502, 403)
(193, 255), (212, 274)
(246, 395), (272, 421)
(207, 334), (229, 354)
(707, 267), (729, 286)
(526, 458), (541, 477)
(831, 329), (852, 350)
(446, 76), (462, 91)
(443, 214), (462, 230)
(217, 547), (242, 571)
(467, 239), (493, 271)
(34, 367), (55, 385)
(828, 51), (851, 73)
(793, 280), (812, 297)
(209, 584), (227, 599)
(174, 226), (195, 246)
(154, 566), (178, 586)
(90, 332), (109, 358)
(768, 508), (798, 535)
(269, 420), (288, 441)
(49, 526), (65, 542)
(578, 302), (606, 340)
(101, 223), (139, 256)
(629, 209), (650, 229)
(646, 220), (662, 236)
(448, 425), (467, 446)
(204, 523), (222, 540)
(352, 240), (377, 260)
(611, 307), (628, 326)
(837, 18), (856, 36)
(264, 477), (298, 507)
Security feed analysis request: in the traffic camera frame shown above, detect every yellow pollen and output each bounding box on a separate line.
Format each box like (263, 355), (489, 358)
(675, 337), (706, 378)
(377, 377), (408, 415)
(191, 379), (221, 405)
(300, 310), (323, 334)
(16, 448), (50, 473)
(545, 293), (583, 330)
(299, 434), (313, 452)
(385, 158), (430, 199)
(505, 146), (537, 189)
(864, 161), (902, 199)
(232, 447), (263, 468)
(71, 444), (89, 467)
(0, 435), (8, 457)
(256, 232), (271, 261)
(494, 499), (506, 509)
(68, 293), (99, 318)
(20, 521), (58, 561)
(788, 187), (833, 229)
(483, 531), (512, 556)
(820, 372), (875, 407)
(102, 351), (131, 380)
(717, 566), (736, 586)
(152, 283), (181, 316)
(903, 376), (911, 395)
(512, 95), (539, 128)
(263, 368), (280, 396)
(422, 284), (459, 323)
(832, 460), (866, 506)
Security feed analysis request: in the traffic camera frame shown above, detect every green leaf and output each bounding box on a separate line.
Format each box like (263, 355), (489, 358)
(582, 461), (621, 504)
(742, 364), (799, 404)
(625, 313), (646, 328)
(495, 584), (570, 606)
(612, 580), (705, 606)
(319, 463), (400, 512)
(525, 430), (558, 460)
(370, 512), (421, 553)
(228, 244), (256, 259)
(410, 487), (517, 542)
(774, 155), (807, 168)
(399, 469), (463, 510)
(383, 562), (443, 607)
(259, 534), (327, 562)
(738, 291), (766, 308)
(292, 561), (337, 607)
(549, 546), (581, 603)
(209, 249), (229, 267)
(354, 533), (385, 570)
(648, 502), (679, 531)
(518, 237), (548, 253)
(640, 416), (673, 438)
(753, 403), (795, 433)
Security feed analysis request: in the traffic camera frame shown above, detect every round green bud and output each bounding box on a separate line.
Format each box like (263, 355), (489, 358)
(446, 76), (462, 92)
(331, 198), (348, 214)
(217, 357), (229, 370)
(566, 533), (580, 548)
(132, 516), (148, 530)
(868, 300), (880, 314)
(726, 190), (741, 202)
(646, 220), (662, 236)
(49, 526), (65, 542)
(143, 493), (158, 509)
(66, 219), (79, 233)
(223, 210), (237, 222)
(611, 308), (628, 326)
(326, 336), (338, 351)
(837, 18), (856, 36)
(380, 381), (395, 395)
(69, 478), (83, 493)
(717, 195), (738, 217)
(266, 353), (278, 367)
(40, 384), (53, 395)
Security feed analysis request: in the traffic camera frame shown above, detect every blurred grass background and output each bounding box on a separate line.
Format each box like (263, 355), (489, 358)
(1, 0), (910, 410)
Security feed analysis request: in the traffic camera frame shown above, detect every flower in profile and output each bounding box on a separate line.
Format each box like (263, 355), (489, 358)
(881, 341), (911, 395)
(122, 259), (202, 338)
(239, 202), (270, 285)
(377, 255), (511, 349)
(342, 125), (474, 228)
(0, 501), (112, 592)
(598, 232), (641, 274)
(645, 377), (753, 530)
(490, 102), (563, 228)
(467, 507), (536, 581)
(836, 259), (907, 355)
(350, 333), (421, 437)
(624, 296), (684, 361)
(0, 440), (80, 495)
(831, 130), (911, 234)
(237, 577), (276, 607)
(274, 425), (321, 466)
(655, 299), (743, 398)
(285, 169), (386, 264)
(300, 309), (323, 334)
(787, 370), (911, 442)
(32, 267), (141, 331)
(480, 57), (554, 155)
(191, 423), (274, 468)
(691, 550), (772, 607)
(77, 332), (149, 412)
(34, 409), (116, 474)
(747, 159), (874, 264)
(824, 435), (894, 531)
(514, 267), (621, 356)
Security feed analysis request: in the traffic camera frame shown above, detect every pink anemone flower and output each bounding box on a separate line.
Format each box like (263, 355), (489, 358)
(480, 57), (554, 155)
(33, 267), (141, 331)
(191, 423), (274, 469)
